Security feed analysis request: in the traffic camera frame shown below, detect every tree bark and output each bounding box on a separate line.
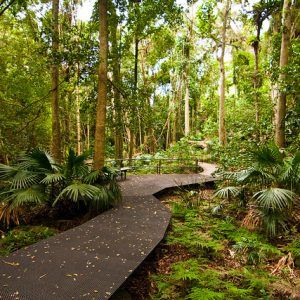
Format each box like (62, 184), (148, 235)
(253, 41), (260, 125)
(51, 0), (62, 162)
(218, 0), (230, 146)
(129, 36), (139, 161)
(94, 0), (108, 169)
(275, 0), (291, 148)
(111, 5), (123, 161)
(184, 19), (193, 137)
(86, 115), (90, 151)
(76, 65), (81, 155)
(184, 78), (190, 136)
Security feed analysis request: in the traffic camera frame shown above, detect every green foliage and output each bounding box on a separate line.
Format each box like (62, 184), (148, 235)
(168, 203), (224, 257)
(211, 219), (282, 264)
(215, 144), (300, 237)
(285, 237), (300, 266)
(0, 148), (121, 226)
(0, 226), (57, 256)
(151, 187), (290, 299)
(175, 186), (202, 208)
(153, 258), (274, 299)
(187, 287), (224, 300)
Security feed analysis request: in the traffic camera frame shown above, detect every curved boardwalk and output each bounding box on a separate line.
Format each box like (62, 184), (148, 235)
(0, 164), (216, 300)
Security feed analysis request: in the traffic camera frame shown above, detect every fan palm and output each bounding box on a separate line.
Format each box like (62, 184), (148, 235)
(0, 149), (57, 224)
(215, 144), (299, 237)
(0, 148), (122, 226)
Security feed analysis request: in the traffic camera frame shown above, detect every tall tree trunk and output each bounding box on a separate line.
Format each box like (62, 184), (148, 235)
(111, 5), (123, 161)
(218, 0), (230, 146)
(76, 65), (81, 155)
(184, 18), (193, 137)
(275, 0), (291, 148)
(253, 42), (260, 125)
(94, 0), (108, 169)
(51, 0), (61, 162)
(86, 115), (90, 151)
(129, 37), (139, 161)
(184, 79), (190, 136)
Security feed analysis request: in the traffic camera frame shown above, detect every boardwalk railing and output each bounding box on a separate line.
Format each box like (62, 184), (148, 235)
(104, 157), (202, 174)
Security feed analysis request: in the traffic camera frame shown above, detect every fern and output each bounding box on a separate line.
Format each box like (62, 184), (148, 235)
(187, 287), (224, 300)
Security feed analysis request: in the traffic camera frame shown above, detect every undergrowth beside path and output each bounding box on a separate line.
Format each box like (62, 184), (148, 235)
(122, 187), (300, 299)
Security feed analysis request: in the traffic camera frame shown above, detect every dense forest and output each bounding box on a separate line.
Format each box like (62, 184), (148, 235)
(0, 0), (299, 165)
(0, 0), (300, 298)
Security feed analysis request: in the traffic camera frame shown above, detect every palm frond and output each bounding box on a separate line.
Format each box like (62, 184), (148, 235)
(84, 170), (102, 184)
(249, 144), (283, 167)
(0, 164), (19, 180)
(41, 173), (65, 184)
(5, 186), (45, 209)
(236, 167), (277, 185)
(218, 171), (237, 180)
(18, 148), (56, 172)
(11, 171), (40, 189)
(91, 186), (110, 211)
(253, 188), (295, 211)
(53, 183), (100, 205)
(64, 149), (90, 178)
(214, 186), (241, 199)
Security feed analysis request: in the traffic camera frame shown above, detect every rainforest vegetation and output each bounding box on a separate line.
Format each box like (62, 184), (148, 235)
(0, 0), (299, 298)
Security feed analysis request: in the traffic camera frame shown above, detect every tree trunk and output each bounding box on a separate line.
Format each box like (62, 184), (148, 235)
(275, 0), (291, 148)
(111, 5), (123, 161)
(184, 18), (193, 137)
(94, 0), (108, 169)
(253, 42), (260, 125)
(184, 77), (190, 136)
(86, 115), (90, 151)
(129, 36), (139, 161)
(218, 0), (230, 146)
(75, 66), (81, 155)
(51, 0), (61, 162)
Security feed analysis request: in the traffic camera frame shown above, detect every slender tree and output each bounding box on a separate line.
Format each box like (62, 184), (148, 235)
(94, 0), (108, 169)
(275, 0), (291, 147)
(111, 2), (123, 161)
(51, 0), (62, 162)
(218, 0), (231, 146)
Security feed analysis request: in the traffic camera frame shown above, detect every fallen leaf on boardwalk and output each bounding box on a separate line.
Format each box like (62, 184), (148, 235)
(2, 260), (19, 266)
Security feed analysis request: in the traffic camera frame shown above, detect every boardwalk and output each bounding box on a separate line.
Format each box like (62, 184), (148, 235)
(0, 164), (216, 300)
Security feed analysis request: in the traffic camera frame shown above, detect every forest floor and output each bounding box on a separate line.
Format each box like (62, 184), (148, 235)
(116, 187), (300, 300)
(1, 182), (299, 299)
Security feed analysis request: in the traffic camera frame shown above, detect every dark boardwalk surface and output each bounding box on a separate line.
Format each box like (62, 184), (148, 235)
(0, 164), (216, 300)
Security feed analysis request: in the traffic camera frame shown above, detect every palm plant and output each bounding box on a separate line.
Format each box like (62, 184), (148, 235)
(0, 148), (121, 226)
(53, 150), (121, 214)
(214, 144), (300, 237)
(0, 149), (58, 224)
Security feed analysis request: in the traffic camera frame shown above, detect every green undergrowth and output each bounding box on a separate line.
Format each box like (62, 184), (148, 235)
(0, 226), (57, 256)
(151, 193), (299, 299)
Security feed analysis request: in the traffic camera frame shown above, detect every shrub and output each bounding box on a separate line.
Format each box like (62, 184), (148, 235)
(0, 148), (121, 226)
(215, 144), (300, 237)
